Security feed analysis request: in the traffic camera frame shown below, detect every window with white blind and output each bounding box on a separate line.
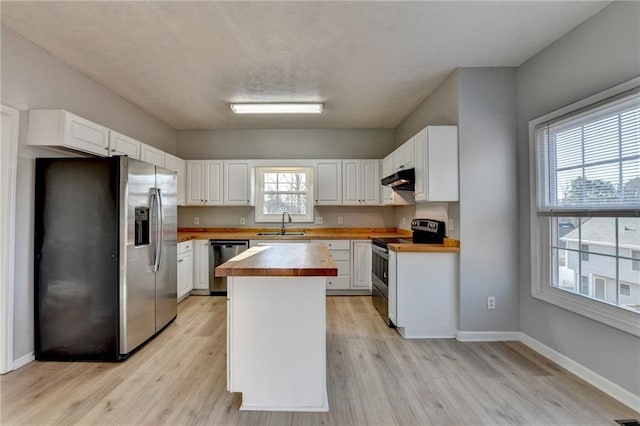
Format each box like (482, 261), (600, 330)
(254, 167), (314, 223)
(530, 79), (640, 336)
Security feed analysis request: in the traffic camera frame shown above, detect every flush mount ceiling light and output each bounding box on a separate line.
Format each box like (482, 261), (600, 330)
(229, 103), (323, 114)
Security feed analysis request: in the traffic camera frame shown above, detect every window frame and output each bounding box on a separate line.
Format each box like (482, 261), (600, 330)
(529, 77), (640, 337)
(254, 166), (314, 223)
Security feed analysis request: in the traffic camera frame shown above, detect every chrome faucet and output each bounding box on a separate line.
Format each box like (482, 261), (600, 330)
(281, 211), (292, 235)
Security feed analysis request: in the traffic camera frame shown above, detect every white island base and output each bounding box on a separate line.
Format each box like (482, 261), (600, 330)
(226, 276), (328, 412)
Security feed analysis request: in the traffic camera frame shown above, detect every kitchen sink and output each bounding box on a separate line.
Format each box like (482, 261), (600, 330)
(255, 232), (306, 236)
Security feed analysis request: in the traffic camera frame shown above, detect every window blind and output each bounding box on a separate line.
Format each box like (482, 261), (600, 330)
(536, 88), (640, 215)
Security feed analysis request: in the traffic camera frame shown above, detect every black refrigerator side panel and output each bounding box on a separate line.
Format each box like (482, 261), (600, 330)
(35, 158), (120, 361)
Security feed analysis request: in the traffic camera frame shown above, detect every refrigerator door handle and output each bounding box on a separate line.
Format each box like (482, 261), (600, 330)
(156, 188), (164, 272)
(150, 188), (161, 273)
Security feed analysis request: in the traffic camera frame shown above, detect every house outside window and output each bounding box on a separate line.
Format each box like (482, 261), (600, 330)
(254, 167), (314, 223)
(531, 79), (640, 336)
(632, 250), (640, 271)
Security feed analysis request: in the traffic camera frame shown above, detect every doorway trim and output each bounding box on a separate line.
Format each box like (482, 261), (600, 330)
(1, 104), (19, 374)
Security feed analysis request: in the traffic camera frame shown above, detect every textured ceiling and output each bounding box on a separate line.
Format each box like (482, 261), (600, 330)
(1, 1), (608, 130)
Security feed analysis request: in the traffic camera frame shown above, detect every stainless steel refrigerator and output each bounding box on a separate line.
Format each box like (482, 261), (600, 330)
(34, 156), (177, 361)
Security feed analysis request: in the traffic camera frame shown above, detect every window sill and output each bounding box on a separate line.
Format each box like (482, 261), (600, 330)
(532, 284), (640, 337)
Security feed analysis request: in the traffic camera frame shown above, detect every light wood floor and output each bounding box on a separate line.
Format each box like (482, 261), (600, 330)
(1, 296), (637, 425)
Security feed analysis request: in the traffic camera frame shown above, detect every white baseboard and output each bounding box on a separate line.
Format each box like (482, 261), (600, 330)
(456, 330), (521, 342)
(13, 352), (34, 370)
(520, 333), (640, 413)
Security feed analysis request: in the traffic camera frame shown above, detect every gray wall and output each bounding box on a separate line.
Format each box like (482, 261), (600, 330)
(393, 71), (461, 237)
(1, 26), (176, 153)
(517, 2), (640, 396)
(1, 26), (177, 362)
(457, 68), (519, 332)
(394, 70), (459, 147)
(393, 67), (520, 333)
(177, 128), (394, 160)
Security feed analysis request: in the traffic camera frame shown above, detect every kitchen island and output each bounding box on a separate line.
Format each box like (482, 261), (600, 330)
(215, 243), (337, 412)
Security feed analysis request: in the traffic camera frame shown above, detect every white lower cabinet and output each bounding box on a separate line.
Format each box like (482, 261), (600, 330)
(193, 240), (210, 291)
(389, 251), (458, 338)
(177, 241), (194, 301)
(311, 240), (351, 291)
(351, 240), (372, 290)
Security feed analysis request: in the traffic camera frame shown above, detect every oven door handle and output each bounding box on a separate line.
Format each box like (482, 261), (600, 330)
(371, 243), (389, 259)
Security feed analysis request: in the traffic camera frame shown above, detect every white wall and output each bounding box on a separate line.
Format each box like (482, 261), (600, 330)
(1, 26), (178, 363)
(517, 2), (640, 396)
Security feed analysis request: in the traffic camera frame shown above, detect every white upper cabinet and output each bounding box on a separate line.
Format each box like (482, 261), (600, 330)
(140, 143), (165, 168)
(164, 153), (186, 206)
(342, 160), (379, 206)
(381, 155), (394, 205)
(108, 131), (141, 159)
(392, 137), (415, 173)
(28, 110), (110, 157)
(414, 126), (459, 202)
(224, 161), (254, 205)
(187, 160), (223, 205)
(314, 160), (342, 205)
(205, 161), (224, 205)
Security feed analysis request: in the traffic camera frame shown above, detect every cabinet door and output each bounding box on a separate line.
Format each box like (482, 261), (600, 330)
(193, 240), (210, 290)
(394, 138), (415, 172)
(426, 126), (459, 202)
(165, 154), (186, 206)
(205, 160), (223, 205)
(342, 160), (361, 205)
(178, 252), (193, 300)
(315, 161), (342, 205)
(186, 161), (205, 205)
(65, 112), (110, 156)
(108, 131), (141, 159)
(360, 160), (380, 205)
(351, 241), (372, 289)
(381, 155), (394, 205)
(140, 143), (165, 167)
(224, 161), (253, 205)
(413, 128), (428, 201)
(414, 126), (459, 202)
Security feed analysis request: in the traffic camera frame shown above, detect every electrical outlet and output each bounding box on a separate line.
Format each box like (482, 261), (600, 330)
(315, 216), (324, 225)
(239, 217), (245, 225)
(487, 296), (496, 310)
(337, 216), (344, 225)
(402, 217), (406, 225)
(193, 217), (200, 225)
(448, 219), (454, 231)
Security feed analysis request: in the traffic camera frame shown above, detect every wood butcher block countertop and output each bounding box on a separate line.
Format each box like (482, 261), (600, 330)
(388, 238), (460, 253)
(215, 243), (338, 277)
(177, 227), (409, 242)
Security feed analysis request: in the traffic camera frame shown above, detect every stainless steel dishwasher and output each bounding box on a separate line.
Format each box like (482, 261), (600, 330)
(209, 240), (249, 295)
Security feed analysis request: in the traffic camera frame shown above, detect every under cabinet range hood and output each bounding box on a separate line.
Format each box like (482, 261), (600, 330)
(381, 168), (415, 191)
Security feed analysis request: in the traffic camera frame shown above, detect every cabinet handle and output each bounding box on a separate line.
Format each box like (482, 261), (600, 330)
(178, 259), (183, 263)
(399, 165), (404, 169)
